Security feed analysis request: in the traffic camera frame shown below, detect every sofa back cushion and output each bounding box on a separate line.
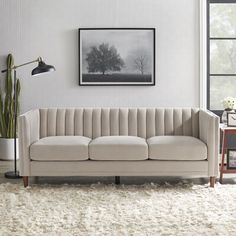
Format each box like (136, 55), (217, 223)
(39, 108), (199, 139)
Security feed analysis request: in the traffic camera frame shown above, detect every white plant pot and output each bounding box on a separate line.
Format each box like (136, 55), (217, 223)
(0, 138), (19, 160)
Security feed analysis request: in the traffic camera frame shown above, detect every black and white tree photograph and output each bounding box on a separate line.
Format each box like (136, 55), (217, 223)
(79, 28), (155, 85)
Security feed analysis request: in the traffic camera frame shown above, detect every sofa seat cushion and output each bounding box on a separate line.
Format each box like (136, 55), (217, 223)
(147, 136), (207, 161)
(89, 136), (148, 161)
(30, 136), (91, 161)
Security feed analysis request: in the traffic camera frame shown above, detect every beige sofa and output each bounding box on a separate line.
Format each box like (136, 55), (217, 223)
(19, 108), (219, 187)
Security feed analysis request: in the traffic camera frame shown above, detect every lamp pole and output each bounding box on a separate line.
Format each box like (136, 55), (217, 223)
(13, 69), (17, 176)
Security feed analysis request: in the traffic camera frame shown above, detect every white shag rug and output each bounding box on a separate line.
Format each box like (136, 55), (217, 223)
(0, 182), (236, 236)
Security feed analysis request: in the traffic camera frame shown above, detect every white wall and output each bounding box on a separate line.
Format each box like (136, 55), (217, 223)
(0, 0), (200, 113)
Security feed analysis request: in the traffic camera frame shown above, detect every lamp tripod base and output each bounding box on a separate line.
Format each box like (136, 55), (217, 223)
(5, 171), (22, 179)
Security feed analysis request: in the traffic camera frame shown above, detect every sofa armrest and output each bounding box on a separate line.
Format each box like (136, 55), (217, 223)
(19, 109), (40, 176)
(199, 109), (220, 177)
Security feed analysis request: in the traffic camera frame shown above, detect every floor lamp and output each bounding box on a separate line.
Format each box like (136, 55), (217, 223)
(1, 57), (55, 179)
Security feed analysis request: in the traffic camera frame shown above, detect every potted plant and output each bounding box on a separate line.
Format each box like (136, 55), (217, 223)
(0, 54), (20, 160)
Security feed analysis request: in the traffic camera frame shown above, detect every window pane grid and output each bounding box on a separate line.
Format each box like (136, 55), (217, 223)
(210, 38), (236, 40)
(210, 74), (236, 76)
(208, 1), (236, 112)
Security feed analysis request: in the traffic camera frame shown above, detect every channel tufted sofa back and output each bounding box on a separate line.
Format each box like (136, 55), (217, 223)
(39, 108), (200, 139)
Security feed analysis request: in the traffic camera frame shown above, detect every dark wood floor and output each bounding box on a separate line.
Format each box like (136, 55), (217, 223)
(1, 160), (236, 186)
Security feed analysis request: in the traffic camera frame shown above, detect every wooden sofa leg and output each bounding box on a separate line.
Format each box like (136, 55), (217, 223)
(210, 176), (216, 188)
(115, 176), (120, 185)
(23, 176), (29, 188)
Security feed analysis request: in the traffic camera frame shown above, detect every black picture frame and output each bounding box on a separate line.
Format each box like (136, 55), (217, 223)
(78, 28), (156, 86)
(227, 149), (236, 169)
(227, 112), (236, 127)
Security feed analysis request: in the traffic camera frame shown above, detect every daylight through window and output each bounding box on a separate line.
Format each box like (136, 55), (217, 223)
(208, 0), (236, 114)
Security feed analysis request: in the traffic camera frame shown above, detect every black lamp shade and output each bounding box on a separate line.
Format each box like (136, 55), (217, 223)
(32, 61), (55, 76)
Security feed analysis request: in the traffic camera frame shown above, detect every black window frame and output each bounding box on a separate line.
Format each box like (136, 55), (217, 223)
(207, 0), (236, 117)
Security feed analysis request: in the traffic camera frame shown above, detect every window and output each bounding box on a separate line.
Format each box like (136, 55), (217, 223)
(207, 0), (236, 115)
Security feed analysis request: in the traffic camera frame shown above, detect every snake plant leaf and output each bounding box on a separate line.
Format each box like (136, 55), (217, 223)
(0, 54), (20, 138)
(16, 79), (21, 115)
(0, 92), (6, 137)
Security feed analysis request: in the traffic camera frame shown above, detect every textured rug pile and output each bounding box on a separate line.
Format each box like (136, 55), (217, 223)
(0, 182), (236, 236)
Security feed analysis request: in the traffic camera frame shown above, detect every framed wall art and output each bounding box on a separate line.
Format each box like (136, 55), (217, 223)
(227, 112), (236, 127)
(227, 149), (236, 169)
(79, 28), (155, 86)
